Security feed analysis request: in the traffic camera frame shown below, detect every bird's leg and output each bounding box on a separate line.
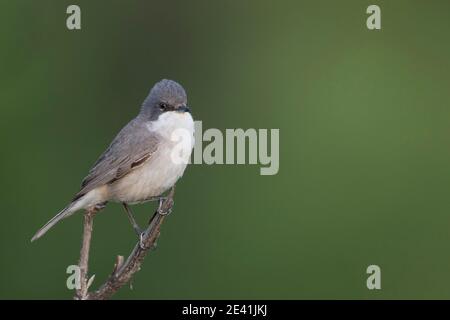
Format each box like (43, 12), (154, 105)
(143, 188), (175, 251)
(122, 203), (149, 249)
(156, 195), (172, 216)
(141, 195), (169, 225)
(144, 194), (172, 224)
(122, 203), (143, 236)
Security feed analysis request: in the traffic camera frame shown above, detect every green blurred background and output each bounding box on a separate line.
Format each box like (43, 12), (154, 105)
(1, 0), (450, 299)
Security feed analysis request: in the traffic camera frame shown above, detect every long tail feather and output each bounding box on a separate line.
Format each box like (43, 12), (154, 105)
(31, 204), (76, 242)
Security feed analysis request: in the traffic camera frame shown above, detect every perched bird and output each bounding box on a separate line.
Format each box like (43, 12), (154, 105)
(32, 79), (194, 242)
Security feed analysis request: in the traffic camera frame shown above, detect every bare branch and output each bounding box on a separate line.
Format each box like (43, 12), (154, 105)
(75, 208), (96, 300)
(78, 187), (175, 300)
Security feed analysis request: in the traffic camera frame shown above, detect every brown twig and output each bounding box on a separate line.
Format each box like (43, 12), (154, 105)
(75, 208), (96, 300)
(74, 187), (175, 300)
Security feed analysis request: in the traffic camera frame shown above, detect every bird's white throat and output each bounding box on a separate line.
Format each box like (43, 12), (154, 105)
(146, 111), (195, 166)
(146, 111), (194, 140)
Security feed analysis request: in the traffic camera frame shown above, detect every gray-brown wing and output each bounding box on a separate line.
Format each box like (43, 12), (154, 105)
(73, 118), (159, 201)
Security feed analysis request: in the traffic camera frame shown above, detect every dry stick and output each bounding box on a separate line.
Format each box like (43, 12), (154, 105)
(75, 208), (96, 300)
(86, 187), (175, 300)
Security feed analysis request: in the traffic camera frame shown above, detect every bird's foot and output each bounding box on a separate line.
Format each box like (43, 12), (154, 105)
(138, 232), (146, 250)
(156, 197), (173, 216)
(131, 225), (147, 249)
(138, 231), (158, 250)
(157, 208), (172, 216)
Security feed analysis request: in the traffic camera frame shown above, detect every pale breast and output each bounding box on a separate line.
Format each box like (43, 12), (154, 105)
(109, 111), (194, 204)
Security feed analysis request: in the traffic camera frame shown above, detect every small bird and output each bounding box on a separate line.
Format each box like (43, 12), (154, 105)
(32, 79), (194, 242)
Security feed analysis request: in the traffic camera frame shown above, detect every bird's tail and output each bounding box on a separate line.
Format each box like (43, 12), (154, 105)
(31, 203), (77, 242)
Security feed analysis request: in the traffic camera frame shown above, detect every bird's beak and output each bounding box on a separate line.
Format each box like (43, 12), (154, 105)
(177, 105), (191, 113)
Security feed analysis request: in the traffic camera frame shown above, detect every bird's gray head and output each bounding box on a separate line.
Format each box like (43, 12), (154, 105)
(140, 79), (190, 121)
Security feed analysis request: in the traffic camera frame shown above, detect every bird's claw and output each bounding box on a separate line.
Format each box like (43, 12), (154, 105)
(157, 197), (173, 216)
(139, 232), (146, 249)
(138, 231), (158, 250)
(157, 207), (172, 216)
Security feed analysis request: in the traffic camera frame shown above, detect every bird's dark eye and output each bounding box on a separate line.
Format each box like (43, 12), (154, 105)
(159, 103), (168, 111)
